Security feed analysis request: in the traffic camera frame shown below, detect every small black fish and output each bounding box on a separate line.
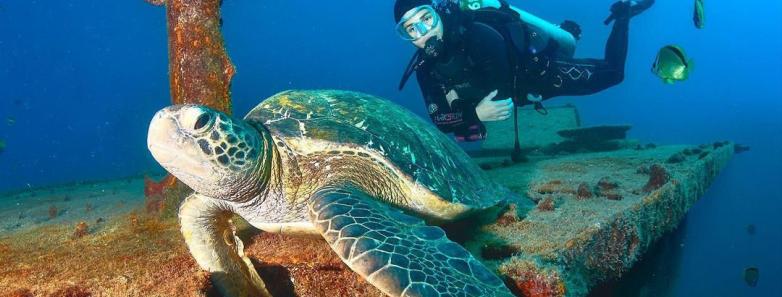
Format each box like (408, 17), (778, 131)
(747, 224), (756, 235)
(745, 267), (759, 287)
(694, 0), (705, 29)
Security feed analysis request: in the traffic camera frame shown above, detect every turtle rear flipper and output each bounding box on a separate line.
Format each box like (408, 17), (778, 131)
(179, 194), (272, 297)
(309, 185), (514, 297)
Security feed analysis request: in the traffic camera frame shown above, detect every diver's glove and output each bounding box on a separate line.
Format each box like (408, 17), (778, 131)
(475, 90), (513, 122)
(604, 0), (655, 25)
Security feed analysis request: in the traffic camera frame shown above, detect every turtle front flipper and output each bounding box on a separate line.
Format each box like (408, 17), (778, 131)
(308, 185), (514, 297)
(179, 194), (271, 297)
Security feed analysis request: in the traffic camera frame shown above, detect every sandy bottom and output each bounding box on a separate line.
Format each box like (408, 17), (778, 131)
(0, 177), (380, 297)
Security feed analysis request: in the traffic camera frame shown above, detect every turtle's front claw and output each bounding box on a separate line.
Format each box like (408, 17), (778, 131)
(179, 194), (272, 297)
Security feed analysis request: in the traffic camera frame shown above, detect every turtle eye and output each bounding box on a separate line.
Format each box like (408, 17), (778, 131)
(180, 106), (214, 134)
(194, 113), (212, 131)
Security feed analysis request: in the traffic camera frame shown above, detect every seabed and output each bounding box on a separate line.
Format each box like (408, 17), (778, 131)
(0, 106), (735, 297)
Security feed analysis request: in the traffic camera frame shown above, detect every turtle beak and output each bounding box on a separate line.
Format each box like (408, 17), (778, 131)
(148, 109), (179, 165)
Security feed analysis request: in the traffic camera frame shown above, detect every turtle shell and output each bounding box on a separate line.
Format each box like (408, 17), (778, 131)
(246, 90), (511, 209)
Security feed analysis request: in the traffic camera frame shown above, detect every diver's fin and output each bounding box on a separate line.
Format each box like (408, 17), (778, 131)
(604, 0), (656, 25)
(308, 184), (514, 297)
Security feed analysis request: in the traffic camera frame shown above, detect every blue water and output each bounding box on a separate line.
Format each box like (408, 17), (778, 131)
(0, 0), (779, 296)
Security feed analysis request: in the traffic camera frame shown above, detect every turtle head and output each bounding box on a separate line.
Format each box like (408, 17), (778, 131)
(147, 105), (270, 201)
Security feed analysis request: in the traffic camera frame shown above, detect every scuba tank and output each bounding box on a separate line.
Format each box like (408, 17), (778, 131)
(459, 0), (577, 58)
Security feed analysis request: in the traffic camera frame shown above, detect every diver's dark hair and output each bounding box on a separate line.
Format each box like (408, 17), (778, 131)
(394, 0), (432, 23)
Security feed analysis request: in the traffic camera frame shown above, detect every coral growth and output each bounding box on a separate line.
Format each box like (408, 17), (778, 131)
(577, 183), (593, 200)
(532, 180), (577, 199)
(496, 203), (520, 226)
(642, 164), (670, 192)
(48, 285), (91, 297)
(501, 260), (566, 297)
(595, 177), (623, 200)
(72, 221), (89, 239)
(583, 220), (641, 278)
(144, 177), (192, 217)
(537, 197), (556, 212)
(143, 175), (177, 198)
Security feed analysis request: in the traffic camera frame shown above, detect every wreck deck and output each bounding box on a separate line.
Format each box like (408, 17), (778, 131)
(0, 106), (736, 296)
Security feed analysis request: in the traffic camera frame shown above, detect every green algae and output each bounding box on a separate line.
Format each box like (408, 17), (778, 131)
(468, 143), (735, 296)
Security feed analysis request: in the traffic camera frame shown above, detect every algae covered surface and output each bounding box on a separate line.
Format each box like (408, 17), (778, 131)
(0, 141), (733, 296)
(0, 102), (735, 297)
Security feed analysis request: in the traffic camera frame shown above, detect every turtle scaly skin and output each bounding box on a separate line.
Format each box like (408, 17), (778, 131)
(148, 90), (516, 296)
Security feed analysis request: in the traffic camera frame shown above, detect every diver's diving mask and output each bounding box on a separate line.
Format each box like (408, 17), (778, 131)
(396, 5), (441, 41)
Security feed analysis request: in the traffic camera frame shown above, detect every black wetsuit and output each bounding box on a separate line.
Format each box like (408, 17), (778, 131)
(415, 10), (630, 141)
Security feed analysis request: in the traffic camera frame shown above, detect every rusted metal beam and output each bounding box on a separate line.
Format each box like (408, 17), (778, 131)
(164, 0), (234, 114)
(144, 0), (234, 199)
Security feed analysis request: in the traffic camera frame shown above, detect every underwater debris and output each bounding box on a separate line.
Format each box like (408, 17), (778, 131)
(537, 197), (556, 212)
(734, 144), (751, 154)
(642, 164), (670, 192)
(63, 195), (71, 202)
(479, 163), (493, 170)
(597, 177), (619, 190)
(713, 141), (729, 149)
(544, 125), (632, 155)
(48, 205), (59, 219)
(557, 125), (631, 142)
(85, 203), (93, 213)
(577, 182), (593, 200)
(96, 217), (105, 224)
(72, 221), (89, 239)
(744, 267), (759, 287)
(666, 152), (686, 164)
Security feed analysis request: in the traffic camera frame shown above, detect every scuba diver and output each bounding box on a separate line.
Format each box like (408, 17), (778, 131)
(395, 0), (654, 161)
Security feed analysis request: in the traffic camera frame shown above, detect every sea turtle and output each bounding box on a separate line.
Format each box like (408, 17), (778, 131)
(147, 90), (516, 297)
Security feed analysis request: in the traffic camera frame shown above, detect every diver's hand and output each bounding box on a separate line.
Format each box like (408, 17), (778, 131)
(476, 90), (513, 122)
